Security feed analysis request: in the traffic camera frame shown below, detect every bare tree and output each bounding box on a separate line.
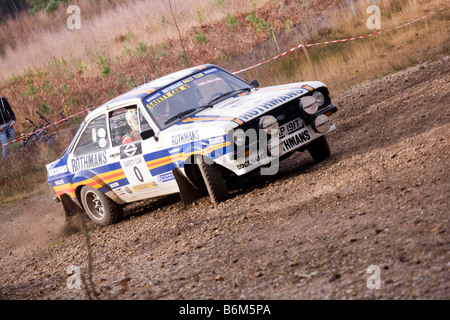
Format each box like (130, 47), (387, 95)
(159, 0), (190, 68)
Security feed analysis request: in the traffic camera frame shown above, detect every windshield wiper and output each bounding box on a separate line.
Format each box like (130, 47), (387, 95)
(162, 88), (251, 125)
(164, 105), (216, 125)
(205, 87), (252, 106)
(164, 108), (197, 125)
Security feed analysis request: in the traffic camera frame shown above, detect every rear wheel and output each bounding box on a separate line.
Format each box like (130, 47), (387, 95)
(197, 156), (229, 205)
(306, 135), (331, 162)
(80, 186), (122, 226)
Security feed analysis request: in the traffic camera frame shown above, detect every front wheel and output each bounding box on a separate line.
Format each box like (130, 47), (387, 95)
(197, 156), (229, 205)
(306, 135), (331, 162)
(80, 186), (123, 226)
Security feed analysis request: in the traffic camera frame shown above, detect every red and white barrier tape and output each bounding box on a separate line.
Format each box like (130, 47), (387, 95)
(232, 6), (448, 75)
(1, 6), (447, 150)
(0, 107), (92, 148)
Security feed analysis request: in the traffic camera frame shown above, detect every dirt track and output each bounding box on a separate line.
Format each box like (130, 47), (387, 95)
(0, 55), (449, 300)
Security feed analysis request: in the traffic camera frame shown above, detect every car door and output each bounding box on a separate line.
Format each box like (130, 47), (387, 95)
(107, 105), (159, 202)
(67, 113), (113, 192)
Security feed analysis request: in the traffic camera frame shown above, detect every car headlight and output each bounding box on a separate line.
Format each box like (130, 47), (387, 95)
(299, 96), (318, 115)
(233, 129), (246, 146)
(312, 114), (331, 133)
(312, 91), (325, 108)
(267, 138), (281, 157)
(259, 115), (279, 134)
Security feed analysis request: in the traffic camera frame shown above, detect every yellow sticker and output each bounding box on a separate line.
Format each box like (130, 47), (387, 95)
(146, 84), (189, 109)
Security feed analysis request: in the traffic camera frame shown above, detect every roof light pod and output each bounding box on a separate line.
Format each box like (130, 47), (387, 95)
(312, 114), (331, 134)
(267, 138), (281, 157)
(233, 129), (246, 146)
(259, 115), (279, 134)
(299, 96), (319, 115)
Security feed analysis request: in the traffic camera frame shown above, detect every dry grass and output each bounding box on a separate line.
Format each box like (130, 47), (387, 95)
(0, 0), (270, 83)
(240, 0), (449, 92)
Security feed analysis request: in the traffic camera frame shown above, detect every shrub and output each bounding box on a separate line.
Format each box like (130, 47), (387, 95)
(27, 0), (62, 14)
(136, 42), (147, 55)
(25, 79), (38, 97)
(194, 30), (207, 44)
(226, 13), (239, 29)
(39, 102), (53, 115)
(197, 10), (205, 24)
(247, 11), (267, 33)
(97, 53), (111, 78)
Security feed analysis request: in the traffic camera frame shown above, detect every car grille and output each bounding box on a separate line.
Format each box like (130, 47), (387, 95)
(240, 98), (303, 133)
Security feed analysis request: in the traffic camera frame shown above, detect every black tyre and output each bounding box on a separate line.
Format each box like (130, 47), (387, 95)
(197, 156), (229, 205)
(80, 186), (123, 226)
(306, 135), (331, 162)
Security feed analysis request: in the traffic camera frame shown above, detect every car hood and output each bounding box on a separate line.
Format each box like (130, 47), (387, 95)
(162, 81), (324, 136)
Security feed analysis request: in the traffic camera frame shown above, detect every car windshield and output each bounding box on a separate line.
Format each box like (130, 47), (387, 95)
(142, 67), (251, 130)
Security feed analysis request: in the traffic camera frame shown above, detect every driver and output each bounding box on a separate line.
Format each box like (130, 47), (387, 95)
(122, 107), (141, 144)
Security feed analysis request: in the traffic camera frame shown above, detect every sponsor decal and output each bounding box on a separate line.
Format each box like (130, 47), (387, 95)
(203, 67), (219, 75)
(146, 84), (189, 109)
(48, 165), (68, 177)
(236, 153), (268, 170)
(133, 182), (155, 191)
(172, 130), (200, 146)
(122, 157), (144, 168)
(145, 68), (220, 109)
(208, 136), (225, 145)
(282, 129), (311, 152)
(55, 179), (65, 186)
(156, 172), (175, 183)
(110, 182), (119, 188)
(120, 142), (142, 159)
(98, 128), (106, 138)
(238, 90), (305, 121)
(99, 138), (107, 148)
(169, 147), (181, 154)
(71, 151), (107, 173)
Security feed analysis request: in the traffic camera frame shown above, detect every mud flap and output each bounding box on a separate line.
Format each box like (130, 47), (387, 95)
(60, 194), (84, 218)
(60, 194), (93, 234)
(173, 168), (203, 204)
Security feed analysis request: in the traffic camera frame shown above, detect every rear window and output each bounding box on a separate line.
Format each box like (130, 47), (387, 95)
(73, 114), (110, 156)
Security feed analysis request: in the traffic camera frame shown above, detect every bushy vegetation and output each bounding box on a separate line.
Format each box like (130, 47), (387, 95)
(27, 0), (66, 13)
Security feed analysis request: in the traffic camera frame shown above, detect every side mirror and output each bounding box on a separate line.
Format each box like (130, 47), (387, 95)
(140, 129), (158, 141)
(250, 79), (259, 88)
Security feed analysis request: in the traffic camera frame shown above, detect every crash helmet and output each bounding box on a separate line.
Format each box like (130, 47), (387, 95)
(126, 107), (139, 132)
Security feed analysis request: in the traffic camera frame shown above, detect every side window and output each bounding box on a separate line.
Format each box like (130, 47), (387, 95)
(73, 114), (110, 156)
(110, 106), (143, 147)
(139, 108), (151, 132)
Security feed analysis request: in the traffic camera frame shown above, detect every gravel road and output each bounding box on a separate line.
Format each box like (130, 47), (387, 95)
(0, 55), (448, 300)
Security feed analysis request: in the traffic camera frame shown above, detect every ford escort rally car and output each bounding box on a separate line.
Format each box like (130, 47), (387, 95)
(47, 64), (337, 226)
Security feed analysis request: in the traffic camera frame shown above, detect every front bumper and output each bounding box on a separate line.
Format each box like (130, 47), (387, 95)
(216, 121), (336, 176)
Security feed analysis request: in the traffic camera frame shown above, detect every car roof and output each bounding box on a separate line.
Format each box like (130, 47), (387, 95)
(96, 64), (216, 111)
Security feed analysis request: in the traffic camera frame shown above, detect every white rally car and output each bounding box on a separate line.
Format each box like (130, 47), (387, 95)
(47, 64), (337, 226)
